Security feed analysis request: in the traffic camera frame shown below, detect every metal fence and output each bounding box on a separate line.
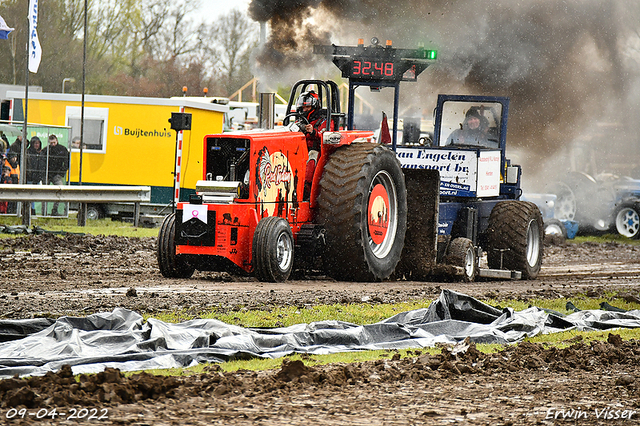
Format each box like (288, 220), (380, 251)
(0, 184), (151, 226)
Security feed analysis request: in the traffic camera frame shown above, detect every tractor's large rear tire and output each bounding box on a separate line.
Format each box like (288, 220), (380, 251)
(157, 213), (195, 278)
(318, 143), (407, 281)
(486, 201), (543, 279)
(252, 216), (294, 282)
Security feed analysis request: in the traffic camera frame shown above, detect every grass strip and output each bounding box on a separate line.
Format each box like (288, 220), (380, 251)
(149, 293), (640, 327)
(0, 215), (159, 238)
(140, 293), (640, 375)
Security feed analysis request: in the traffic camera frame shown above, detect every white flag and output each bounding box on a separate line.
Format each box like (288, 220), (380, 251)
(0, 15), (14, 40)
(28, 0), (42, 73)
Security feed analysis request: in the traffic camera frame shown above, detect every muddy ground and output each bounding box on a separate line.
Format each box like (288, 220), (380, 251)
(0, 235), (639, 425)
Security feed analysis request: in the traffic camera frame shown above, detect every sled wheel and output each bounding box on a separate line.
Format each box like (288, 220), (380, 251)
(443, 237), (477, 282)
(543, 218), (567, 244)
(614, 204), (640, 239)
(86, 204), (105, 220)
(252, 216), (295, 282)
(551, 182), (577, 221)
(318, 143), (407, 281)
(157, 213), (195, 278)
(486, 201), (543, 279)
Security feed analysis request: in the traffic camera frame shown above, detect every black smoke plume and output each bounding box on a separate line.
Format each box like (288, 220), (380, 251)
(249, 0), (640, 188)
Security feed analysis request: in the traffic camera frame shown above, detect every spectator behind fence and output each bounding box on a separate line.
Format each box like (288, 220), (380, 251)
(26, 136), (46, 215)
(8, 135), (26, 165)
(43, 134), (69, 216)
(4, 151), (19, 184)
(26, 136), (45, 184)
(0, 165), (11, 214)
(0, 134), (8, 152)
(3, 152), (19, 214)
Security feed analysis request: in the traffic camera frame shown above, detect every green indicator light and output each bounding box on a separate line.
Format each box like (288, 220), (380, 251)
(428, 50), (437, 60)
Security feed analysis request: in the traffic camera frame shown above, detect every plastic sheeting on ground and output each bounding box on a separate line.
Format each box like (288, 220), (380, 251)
(0, 225), (85, 235)
(1, 289), (640, 378)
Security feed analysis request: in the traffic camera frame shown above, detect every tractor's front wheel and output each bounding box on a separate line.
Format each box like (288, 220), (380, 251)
(252, 216), (295, 282)
(486, 201), (543, 279)
(443, 237), (477, 282)
(157, 213), (195, 278)
(318, 143), (407, 281)
(543, 218), (567, 244)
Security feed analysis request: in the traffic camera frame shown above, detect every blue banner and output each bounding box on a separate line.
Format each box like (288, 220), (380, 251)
(0, 15), (14, 40)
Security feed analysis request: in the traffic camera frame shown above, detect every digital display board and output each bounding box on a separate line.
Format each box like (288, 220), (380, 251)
(350, 59), (395, 80)
(317, 45), (437, 83)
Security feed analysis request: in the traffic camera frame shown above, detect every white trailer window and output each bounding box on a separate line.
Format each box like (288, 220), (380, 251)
(65, 106), (109, 153)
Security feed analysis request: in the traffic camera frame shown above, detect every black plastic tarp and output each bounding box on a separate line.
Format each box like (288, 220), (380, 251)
(1, 289), (640, 378)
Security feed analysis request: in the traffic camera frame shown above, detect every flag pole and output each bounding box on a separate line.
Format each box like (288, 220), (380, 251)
(21, 0), (42, 225)
(20, 11), (30, 226)
(77, 0), (88, 226)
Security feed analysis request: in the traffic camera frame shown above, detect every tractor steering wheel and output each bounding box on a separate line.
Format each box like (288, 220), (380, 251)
(283, 112), (310, 133)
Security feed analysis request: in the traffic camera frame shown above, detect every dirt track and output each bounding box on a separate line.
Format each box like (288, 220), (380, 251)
(1, 235), (640, 319)
(0, 235), (640, 425)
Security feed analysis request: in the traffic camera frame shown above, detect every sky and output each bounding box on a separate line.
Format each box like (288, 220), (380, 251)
(195, 0), (252, 23)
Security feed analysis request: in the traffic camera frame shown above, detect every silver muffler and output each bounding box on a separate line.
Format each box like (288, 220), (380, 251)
(259, 92), (275, 130)
(196, 180), (241, 204)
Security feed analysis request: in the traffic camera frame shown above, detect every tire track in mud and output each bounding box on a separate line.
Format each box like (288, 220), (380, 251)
(0, 235), (639, 320)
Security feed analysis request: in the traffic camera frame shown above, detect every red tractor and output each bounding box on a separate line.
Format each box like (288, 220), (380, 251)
(158, 39), (543, 282)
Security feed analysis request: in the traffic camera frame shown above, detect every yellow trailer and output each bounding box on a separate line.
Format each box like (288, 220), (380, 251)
(7, 91), (226, 219)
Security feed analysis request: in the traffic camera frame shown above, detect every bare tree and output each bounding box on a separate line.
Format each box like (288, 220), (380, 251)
(156, 1), (201, 61)
(201, 9), (259, 96)
(91, 0), (167, 79)
(0, 0), (259, 98)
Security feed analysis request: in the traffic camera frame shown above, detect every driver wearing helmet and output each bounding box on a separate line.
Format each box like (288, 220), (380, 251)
(295, 90), (331, 199)
(296, 90), (325, 150)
